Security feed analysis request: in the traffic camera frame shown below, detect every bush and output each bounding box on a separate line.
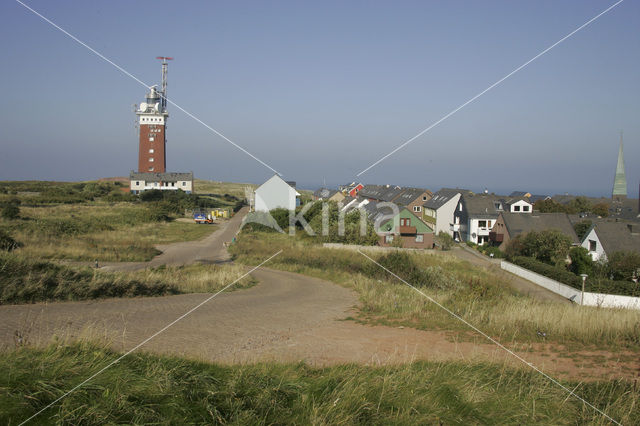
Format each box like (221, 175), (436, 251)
(568, 246), (593, 275)
(270, 208), (291, 232)
(0, 230), (21, 252)
(1, 204), (19, 220)
(479, 245), (504, 259)
(573, 220), (592, 240)
(505, 230), (572, 266)
(435, 232), (454, 250)
(370, 251), (461, 290)
(511, 256), (582, 288)
(607, 251), (640, 282)
(145, 203), (173, 222)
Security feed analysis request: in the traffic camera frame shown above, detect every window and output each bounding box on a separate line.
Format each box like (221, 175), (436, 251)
(135, 181), (139, 185)
(401, 218), (411, 226)
(523, 205), (530, 212)
(149, 148), (154, 153)
(149, 158), (154, 162)
(487, 220), (492, 227)
(415, 234), (424, 243)
(514, 205), (520, 212)
(413, 205), (421, 212)
(423, 196), (428, 201)
(148, 167), (154, 171)
(149, 137), (155, 141)
(459, 203), (462, 211)
(182, 182), (186, 186)
(589, 240), (597, 251)
(478, 220), (487, 228)
(385, 235), (393, 243)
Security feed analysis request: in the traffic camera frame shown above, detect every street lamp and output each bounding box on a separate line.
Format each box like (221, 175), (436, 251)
(580, 274), (588, 306)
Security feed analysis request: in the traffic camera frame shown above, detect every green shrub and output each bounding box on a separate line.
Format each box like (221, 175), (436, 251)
(1, 204), (19, 220)
(370, 251), (461, 290)
(0, 230), (20, 252)
(607, 251), (640, 282)
(270, 208), (291, 231)
(568, 246), (593, 275)
(480, 245), (504, 259)
(511, 256), (582, 287)
(435, 231), (454, 250)
(505, 230), (571, 266)
(573, 220), (593, 240)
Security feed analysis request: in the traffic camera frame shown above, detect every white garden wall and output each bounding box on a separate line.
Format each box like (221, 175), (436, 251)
(500, 261), (640, 310)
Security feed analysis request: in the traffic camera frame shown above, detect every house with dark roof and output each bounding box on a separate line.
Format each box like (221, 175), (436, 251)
(454, 194), (506, 245)
(338, 182), (364, 198)
(490, 212), (579, 249)
(357, 185), (387, 201)
(581, 221), (640, 262)
(424, 188), (467, 238)
(392, 187), (433, 215)
(313, 188), (345, 203)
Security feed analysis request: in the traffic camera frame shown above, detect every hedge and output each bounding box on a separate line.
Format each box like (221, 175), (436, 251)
(510, 256), (640, 297)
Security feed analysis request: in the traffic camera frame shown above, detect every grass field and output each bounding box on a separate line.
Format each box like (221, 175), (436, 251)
(0, 179), (253, 262)
(2, 204), (215, 262)
(0, 252), (255, 304)
(1, 342), (635, 425)
(193, 179), (256, 198)
(230, 231), (640, 350)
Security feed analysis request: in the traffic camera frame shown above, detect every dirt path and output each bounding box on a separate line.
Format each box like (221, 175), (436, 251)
(3, 208), (637, 381)
(2, 267), (637, 381)
(100, 206), (249, 272)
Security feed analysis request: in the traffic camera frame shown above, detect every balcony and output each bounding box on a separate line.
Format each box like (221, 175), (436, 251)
(489, 232), (503, 242)
(398, 225), (417, 235)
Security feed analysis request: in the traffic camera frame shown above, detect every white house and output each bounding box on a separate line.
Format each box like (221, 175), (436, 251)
(505, 198), (533, 213)
(423, 188), (465, 238)
(253, 174), (300, 212)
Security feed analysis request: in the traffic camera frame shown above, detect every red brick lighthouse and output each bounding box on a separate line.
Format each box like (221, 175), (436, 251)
(136, 57), (172, 173)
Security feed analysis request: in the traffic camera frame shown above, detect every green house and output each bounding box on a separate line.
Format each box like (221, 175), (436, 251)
(379, 208), (434, 248)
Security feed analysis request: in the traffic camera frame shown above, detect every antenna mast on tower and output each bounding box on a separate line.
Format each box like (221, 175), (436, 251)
(156, 56), (173, 111)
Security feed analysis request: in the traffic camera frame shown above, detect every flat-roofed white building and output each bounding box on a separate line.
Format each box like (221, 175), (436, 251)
(130, 171), (193, 194)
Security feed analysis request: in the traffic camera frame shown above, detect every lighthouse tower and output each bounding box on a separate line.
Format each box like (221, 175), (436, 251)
(129, 57), (193, 195)
(136, 57), (172, 173)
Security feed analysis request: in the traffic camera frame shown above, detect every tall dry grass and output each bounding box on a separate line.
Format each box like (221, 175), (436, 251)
(0, 252), (255, 304)
(3, 204), (214, 261)
(119, 263), (256, 293)
(230, 231), (640, 348)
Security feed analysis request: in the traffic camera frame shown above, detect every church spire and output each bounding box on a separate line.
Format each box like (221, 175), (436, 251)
(612, 131), (627, 200)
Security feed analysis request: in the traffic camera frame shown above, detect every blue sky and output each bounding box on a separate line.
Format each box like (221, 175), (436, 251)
(0, 0), (638, 197)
